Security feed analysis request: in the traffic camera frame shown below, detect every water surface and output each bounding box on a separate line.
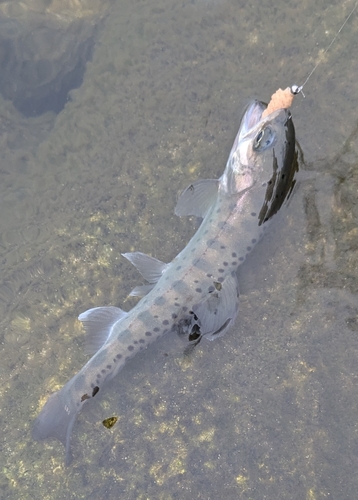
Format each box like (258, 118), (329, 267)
(1, 0), (358, 499)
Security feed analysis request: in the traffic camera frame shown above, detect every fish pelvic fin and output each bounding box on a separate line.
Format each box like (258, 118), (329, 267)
(32, 387), (77, 465)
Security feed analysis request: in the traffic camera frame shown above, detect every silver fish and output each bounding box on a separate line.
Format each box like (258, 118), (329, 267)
(33, 100), (297, 464)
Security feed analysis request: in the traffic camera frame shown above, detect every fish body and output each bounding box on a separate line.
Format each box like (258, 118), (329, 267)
(33, 100), (297, 464)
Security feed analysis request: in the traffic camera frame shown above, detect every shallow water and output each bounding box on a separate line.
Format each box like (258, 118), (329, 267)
(1, 0), (358, 498)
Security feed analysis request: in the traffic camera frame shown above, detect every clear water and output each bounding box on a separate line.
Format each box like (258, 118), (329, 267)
(1, 0), (358, 498)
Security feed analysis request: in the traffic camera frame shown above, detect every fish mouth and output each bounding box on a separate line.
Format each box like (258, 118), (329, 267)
(238, 100), (266, 140)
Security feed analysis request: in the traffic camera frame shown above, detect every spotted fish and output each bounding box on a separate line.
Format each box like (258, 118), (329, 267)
(33, 100), (297, 464)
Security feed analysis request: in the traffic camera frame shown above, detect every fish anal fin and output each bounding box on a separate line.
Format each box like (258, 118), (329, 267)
(175, 179), (219, 218)
(129, 284), (155, 297)
(78, 306), (128, 356)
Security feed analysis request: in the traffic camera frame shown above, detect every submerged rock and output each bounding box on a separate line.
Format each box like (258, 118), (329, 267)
(0, 0), (109, 116)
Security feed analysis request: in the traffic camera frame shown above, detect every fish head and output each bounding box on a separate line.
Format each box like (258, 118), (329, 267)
(221, 100), (297, 219)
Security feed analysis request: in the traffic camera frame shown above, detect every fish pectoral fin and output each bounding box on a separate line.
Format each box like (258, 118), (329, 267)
(192, 274), (239, 340)
(122, 252), (169, 283)
(175, 179), (219, 218)
(78, 306), (128, 355)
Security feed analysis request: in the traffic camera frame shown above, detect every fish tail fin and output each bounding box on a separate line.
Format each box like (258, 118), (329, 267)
(32, 389), (77, 465)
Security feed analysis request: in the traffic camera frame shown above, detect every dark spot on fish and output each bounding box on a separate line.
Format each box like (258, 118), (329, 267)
(189, 310), (199, 321)
(217, 277), (224, 283)
(192, 258), (199, 266)
(232, 261), (237, 266)
(246, 246), (252, 252)
(81, 393), (90, 402)
(128, 345), (134, 351)
(101, 369), (106, 374)
(153, 327), (160, 332)
(218, 268), (224, 273)
(206, 239), (215, 246)
(204, 230), (209, 235)
(208, 285), (215, 293)
(145, 331), (152, 336)
(106, 365), (112, 369)
(92, 386), (99, 397)
(154, 296), (166, 306)
(195, 288), (202, 293)
(194, 279), (199, 283)
(133, 340), (138, 344)
(172, 280), (189, 293)
(172, 313), (177, 319)
(223, 261), (228, 266)
(182, 306), (188, 312)
(176, 265), (182, 271)
(162, 319), (169, 325)
(206, 273), (213, 278)
(139, 339), (145, 343)
(221, 245), (226, 250)
(217, 221), (226, 229)
(239, 257), (244, 262)
(216, 208), (221, 213)
(138, 311), (153, 324)
(174, 302), (180, 307)
(251, 238), (257, 244)
(251, 212), (257, 217)
(232, 252), (237, 258)
(154, 315), (158, 319)
(116, 354), (122, 360)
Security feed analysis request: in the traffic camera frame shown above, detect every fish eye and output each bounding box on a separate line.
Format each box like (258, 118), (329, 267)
(253, 126), (275, 151)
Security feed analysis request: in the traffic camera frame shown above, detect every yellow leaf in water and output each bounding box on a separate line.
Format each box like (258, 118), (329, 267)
(102, 416), (118, 429)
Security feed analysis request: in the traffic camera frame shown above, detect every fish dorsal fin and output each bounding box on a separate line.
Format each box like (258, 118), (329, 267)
(175, 179), (219, 218)
(78, 306), (128, 355)
(122, 252), (168, 283)
(192, 274), (239, 340)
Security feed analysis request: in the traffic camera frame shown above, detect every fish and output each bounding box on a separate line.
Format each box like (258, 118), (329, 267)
(32, 99), (297, 464)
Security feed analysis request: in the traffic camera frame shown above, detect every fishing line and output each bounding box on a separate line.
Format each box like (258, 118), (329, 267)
(291, 0), (358, 96)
